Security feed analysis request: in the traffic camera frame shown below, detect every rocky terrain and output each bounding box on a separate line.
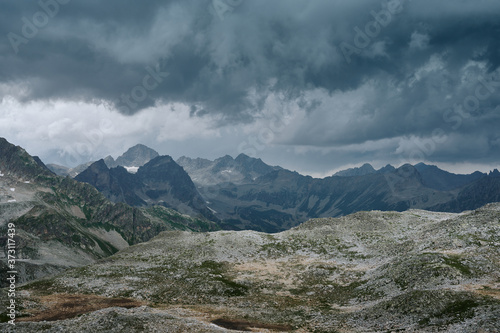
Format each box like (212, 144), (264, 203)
(177, 154), (282, 186)
(0, 138), (219, 286)
(2, 202), (499, 332)
(75, 156), (217, 220)
(177, 151), (500, 233)
(47, 144), (160, 177)
(67, 144), (500, 233)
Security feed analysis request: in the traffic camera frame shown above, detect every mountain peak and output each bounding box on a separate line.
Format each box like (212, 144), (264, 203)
(90, 159), (110, 171)
(376, 164), (396, 174)
(115, 144), (159, 167)
(235, 153), (252, 162)
(489, 169), (500, 177)
(0, 137), (54, 180)
(334, 163), (376, 177)
(216, 155), (235, 162)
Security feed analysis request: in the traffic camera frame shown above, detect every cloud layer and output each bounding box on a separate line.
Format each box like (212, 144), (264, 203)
(1, 0), (499, 171)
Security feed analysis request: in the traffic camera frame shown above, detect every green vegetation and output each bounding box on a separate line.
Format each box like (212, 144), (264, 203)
(443, 255), (472, 276)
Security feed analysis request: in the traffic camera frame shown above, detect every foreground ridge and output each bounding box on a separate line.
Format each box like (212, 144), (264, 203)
(3, 203), (500, 332)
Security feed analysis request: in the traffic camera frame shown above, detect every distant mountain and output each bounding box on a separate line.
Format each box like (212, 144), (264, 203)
(414, 162), (486, 191)
(48, 144), (159, 177)
(46, 163), (70, 176)
(74, 160), (146, 206)
(0, 138), (54, 180)
(334, 163), (376, 177)
(0, 137), (219, 285)
(334, 162), (486, 191)
(429, 169), (500, 212)
(201, 164), (457, 232)
(76, 156), (216, 220)
(106, 144), (159, 169)
(334, 163), (397, 177)
(47, 161), (93, 178)
(377, 164), (397, 174)
(177, 153), (281, 185)
(42, 142), (500, 233)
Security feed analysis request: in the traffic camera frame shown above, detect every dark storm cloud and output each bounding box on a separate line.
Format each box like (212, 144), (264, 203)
(1, 0), (500, 164)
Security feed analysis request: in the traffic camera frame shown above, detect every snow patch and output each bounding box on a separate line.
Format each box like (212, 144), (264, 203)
(7, 199), (17, 203)
(10, 188), (15, 192)
(124, 166), (139, 174)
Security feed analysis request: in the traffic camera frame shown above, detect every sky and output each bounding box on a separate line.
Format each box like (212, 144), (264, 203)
(1, 0), (500, 177)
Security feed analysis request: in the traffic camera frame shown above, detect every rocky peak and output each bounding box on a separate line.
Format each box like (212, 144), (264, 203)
(334, 163), (376, 177)
(0, 137), (54, 180)
(489, 169), (500, 177)
(137, 155), (178, 180)
(395, 164), (421, 178)
(376, 164), (396, 174)
(214, 155), (235, 166)
(115, 144), (159, 167)
(177, 156), (213, 169)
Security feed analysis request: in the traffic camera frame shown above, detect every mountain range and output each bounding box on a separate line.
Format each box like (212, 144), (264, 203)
(177, 153), (282, 186)
(1, 137), (500, 332)
(47, 144), (159, 177)
(60, 143), (500, 232)
(75, 156), (216, 220)
(0, 138), (218, 285)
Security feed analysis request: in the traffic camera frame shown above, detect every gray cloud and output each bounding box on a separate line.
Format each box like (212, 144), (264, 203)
(1, 0), (500, 167)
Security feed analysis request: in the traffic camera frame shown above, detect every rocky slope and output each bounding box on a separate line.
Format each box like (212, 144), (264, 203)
(414, 163), (486, 191)
(430, 171), (500, 212)
(46, 162), (93, 178)
(75, 156), (217, 220)
(48, 144), (159, 177)
(3, 203), (499, 332)
(106, 144), (159, 169)
(51, 145), (500, 233)
(178, 154), (498, 232)
(0, 138), (218, 286)
(333, 163), (378, 177)
(203, 164), (457, 232)
(177, 153), (282, 186)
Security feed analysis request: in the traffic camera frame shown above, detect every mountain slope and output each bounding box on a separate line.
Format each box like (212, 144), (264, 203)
(75, 156), (216, 220)
(7, 203), (500, 332)
(202, 164), (455, 232)
(49, 144), (500, 233)
(334, 163), (376, 177)
(177, 153), (281, 186)
(0, 138), (219, 285)
(75, 159), (146, 206)
(334, 163), (397, 177)
(48, 144), (160, 177)
(107, 144), (159, 169)
(414, 162), (486, 191)
(47, 162), (93, 178)
(429, 170), (500, 212)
